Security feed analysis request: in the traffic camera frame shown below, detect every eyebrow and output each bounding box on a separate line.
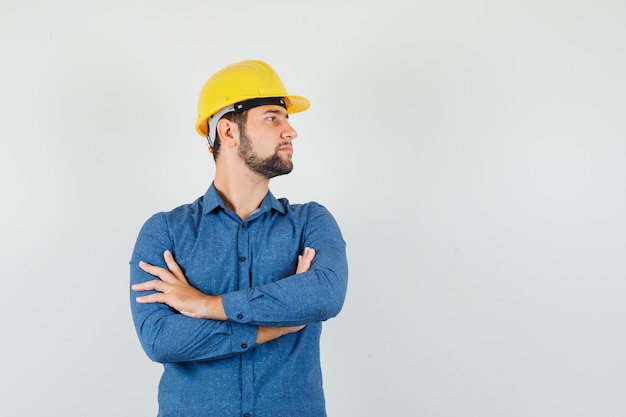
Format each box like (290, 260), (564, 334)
(261, 109), (289, 118)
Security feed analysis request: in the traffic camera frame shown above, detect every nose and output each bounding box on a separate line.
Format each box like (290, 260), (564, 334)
(281, 121), (298, 140)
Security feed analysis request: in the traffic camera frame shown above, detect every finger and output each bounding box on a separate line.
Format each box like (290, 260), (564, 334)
(139, 261), (177, 284)
(163, 250), (187, 283)
(296, 250), (313, 274)
(303, 247), (316, 262)
(135, 292), (168, 304)
(132, 280), (169, 293)
(138, 260), (166, 276)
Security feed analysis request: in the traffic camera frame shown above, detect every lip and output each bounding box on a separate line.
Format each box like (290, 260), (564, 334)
(278, 146), (293, 153)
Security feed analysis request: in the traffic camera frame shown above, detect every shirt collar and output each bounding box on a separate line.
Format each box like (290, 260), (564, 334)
(202, 182), (286, 216)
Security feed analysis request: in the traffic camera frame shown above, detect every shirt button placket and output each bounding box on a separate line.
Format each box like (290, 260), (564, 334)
(237, 222), (250, 289)
(237, 221), (254, 413)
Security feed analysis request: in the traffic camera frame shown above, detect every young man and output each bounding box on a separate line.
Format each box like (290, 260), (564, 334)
(130, 60), (348, 417)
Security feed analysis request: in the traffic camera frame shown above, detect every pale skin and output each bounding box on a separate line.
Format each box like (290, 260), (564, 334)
(132, 104), (313, 345)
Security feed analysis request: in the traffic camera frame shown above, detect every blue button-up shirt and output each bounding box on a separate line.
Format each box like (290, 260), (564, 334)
(130, 183), (348, 417)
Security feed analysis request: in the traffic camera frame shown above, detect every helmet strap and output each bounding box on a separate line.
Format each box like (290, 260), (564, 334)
(206, 105), (235, 148)
(233, 97), (286, 113)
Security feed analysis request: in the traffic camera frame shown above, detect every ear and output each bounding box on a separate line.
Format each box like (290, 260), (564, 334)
(216, 118), (238, 148)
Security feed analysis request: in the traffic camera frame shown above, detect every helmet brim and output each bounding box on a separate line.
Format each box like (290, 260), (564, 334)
(283, 95), (310, 114)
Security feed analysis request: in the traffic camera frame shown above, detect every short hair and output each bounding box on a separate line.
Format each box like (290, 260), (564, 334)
(212, 111), (248, 160)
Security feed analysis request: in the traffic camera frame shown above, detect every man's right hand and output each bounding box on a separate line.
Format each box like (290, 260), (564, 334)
(255, 247), (315, 345)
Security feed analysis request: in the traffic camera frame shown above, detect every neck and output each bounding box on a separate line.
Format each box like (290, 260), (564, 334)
(213, 162), (270, 221)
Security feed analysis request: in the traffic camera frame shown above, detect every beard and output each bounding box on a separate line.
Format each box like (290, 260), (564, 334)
(238, 130), (293, 179)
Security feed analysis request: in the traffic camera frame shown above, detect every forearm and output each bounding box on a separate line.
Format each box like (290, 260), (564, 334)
(131, 262), (257, 363)
(223, 264), (347, 327)
(131, 262), (302, 361)
(135, 310), (256, 363)
(222, 205), (348, 327)
(132, 299), (303, 361)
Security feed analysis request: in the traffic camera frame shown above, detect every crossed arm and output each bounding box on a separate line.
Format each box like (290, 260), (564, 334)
(132, 247), (316, 345)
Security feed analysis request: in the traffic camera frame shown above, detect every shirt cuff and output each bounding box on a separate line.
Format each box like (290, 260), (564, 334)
(222, 290), (253, 324)
(229, 321), (257, 353)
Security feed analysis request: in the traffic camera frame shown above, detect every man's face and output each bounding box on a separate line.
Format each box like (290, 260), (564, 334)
(237, 105), (298, 179)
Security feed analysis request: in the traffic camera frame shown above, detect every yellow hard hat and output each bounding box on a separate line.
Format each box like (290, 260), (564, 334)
(195, 60), (310, 137)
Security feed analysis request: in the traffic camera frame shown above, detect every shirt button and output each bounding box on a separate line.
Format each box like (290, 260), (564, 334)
(241, 343), (248, 349)
(241, 223), (246, 228)
(237, 313), (243, 320)
(244, 414), (251, 417)
(240, 256), (246, 262)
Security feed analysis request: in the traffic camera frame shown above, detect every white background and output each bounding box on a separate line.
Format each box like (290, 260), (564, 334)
(1, 1), (625, 416)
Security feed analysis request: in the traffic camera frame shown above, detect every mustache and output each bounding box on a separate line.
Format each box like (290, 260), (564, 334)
(276, 141), (292, 150)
